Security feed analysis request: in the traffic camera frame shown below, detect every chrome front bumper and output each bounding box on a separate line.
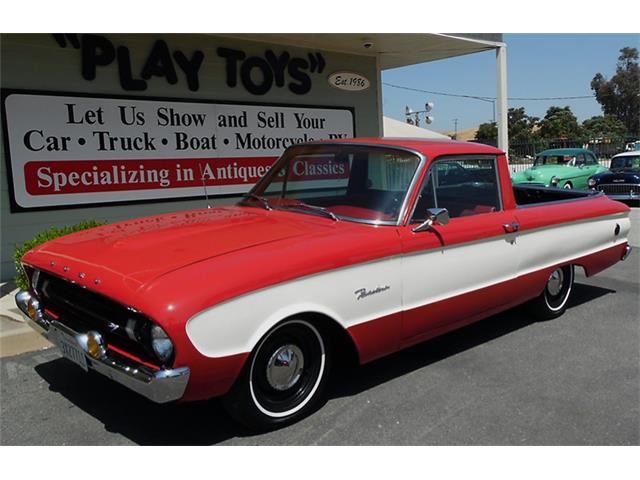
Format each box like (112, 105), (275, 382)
(605, 194), (640, 201)
(15, 290), (189, 403)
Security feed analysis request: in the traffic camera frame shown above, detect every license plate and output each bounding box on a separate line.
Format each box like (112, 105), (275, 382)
(51, 327), (88, 371)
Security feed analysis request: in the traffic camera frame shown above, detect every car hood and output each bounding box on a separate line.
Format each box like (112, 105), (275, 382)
(593, 170), (640, 183)
(23, 206), (322, 292)
(518, 166), (550, 182)
(516, 165), (558, 181)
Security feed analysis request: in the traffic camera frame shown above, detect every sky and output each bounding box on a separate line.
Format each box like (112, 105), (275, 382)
(382, 33), (640, 134)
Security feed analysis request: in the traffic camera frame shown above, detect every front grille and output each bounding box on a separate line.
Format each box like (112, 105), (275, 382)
(597, 183), (640, 195)
(35, 271), (158, 365)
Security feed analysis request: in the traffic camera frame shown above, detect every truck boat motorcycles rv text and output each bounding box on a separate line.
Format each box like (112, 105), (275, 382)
(2, 93), (354, 209)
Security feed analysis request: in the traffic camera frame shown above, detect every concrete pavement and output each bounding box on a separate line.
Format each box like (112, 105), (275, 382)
(0, 283), (52, 358)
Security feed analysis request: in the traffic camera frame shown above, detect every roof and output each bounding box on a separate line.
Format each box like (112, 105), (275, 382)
(301, 137), (504, 157)
(538, 148), (593, 156)
(439, 126), (479, 142)
(613, 151), (640, 158)
(214, 34), (503, 70)
(383, 116), (450, 139)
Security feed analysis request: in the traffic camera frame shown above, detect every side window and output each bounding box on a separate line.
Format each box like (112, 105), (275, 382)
(586, 153), (598, 165)
(366, 151), (419, 192)
(575, 154), (586, 167)
(411, 157), (501, 222)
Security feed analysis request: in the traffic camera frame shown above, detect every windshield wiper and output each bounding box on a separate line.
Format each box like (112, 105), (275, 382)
(243, 193), (273, 211)
(281, 203), (339, 221)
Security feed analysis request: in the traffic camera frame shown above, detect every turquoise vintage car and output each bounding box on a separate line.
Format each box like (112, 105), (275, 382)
(511, 148), (608, 189)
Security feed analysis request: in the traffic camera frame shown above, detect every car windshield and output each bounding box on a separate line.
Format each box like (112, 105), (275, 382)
(241, 144), (422, 224)
(534, 154), (574, 166)
(610, 156), (640, 170)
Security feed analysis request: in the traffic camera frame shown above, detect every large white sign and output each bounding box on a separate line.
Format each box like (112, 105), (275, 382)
(2, 91), (354, 209)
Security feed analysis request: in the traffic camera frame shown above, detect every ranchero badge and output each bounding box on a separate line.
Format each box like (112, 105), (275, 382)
(354, 285), (390, 300)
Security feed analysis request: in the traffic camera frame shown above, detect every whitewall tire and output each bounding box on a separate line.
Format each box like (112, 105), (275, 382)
(530, 265), (574, 320)
(223, 319), (331, 430)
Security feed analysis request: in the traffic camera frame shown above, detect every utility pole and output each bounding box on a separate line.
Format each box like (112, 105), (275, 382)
(453, 118), (459, 140)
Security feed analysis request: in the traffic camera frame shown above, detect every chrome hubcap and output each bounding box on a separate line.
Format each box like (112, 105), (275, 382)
(266, 344), (304, 391)
(547, 268), (564, 296)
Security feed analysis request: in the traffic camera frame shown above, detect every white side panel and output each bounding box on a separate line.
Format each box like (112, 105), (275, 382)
(185, 212), (629, 358)
(402, 235), (518, 311)
(517, 214), (630, 276)
(186, 257), (403, 358)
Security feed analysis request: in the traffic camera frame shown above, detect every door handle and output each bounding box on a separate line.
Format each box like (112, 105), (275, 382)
(503, 222), (520, 233)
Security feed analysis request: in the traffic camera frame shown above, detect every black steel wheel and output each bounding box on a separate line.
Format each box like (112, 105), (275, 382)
(530, 265), (574, 320)
(223, 319), (330, 430)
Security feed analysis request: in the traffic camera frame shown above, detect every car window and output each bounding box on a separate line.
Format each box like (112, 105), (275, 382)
(575, 154), (586, 166)
(252, 145), (421, 224)
(411, 156), (501, 222)
(611, 155), (640, 169)
(586, 153), (598, 165)
(534, 155), (570, 166)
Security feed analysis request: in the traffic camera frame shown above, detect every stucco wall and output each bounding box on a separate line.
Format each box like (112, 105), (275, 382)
(0, 33), (380, 281)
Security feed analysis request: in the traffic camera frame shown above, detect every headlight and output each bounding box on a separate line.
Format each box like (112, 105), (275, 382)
(150, 324), (174, 364)
(588, 178), (596, 188)
(550, 176), (559, 186)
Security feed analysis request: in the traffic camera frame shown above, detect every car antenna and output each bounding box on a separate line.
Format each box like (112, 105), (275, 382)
(198, 162), (212, 209)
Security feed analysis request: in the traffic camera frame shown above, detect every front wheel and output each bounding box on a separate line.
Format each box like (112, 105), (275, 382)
(223, 319), (330, 430)
(563, 182), (573, 189)
(529, 265), (574, 320)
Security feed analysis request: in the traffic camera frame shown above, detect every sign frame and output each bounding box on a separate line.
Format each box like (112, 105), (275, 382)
(1, 88), (357, 213)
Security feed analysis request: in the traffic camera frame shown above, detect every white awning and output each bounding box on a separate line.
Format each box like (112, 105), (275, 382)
(215, 34), (503, 70)
(382, 116), (450, 139)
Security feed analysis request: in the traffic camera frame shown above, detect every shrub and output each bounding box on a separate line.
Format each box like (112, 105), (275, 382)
(13, 220), (106, 290)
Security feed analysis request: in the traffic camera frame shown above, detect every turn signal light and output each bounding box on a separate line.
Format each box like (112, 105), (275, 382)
(86, 332), (105, 359)
(26, 298), (40, 320)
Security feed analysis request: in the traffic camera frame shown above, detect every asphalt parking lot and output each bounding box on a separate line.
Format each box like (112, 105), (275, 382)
(1, 210), (638, 445)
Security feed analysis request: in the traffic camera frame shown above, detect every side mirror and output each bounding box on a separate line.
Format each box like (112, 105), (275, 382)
(412, 207), (450, 233)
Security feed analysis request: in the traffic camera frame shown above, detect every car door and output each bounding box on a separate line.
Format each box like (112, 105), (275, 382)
(397, 155), (520, 342)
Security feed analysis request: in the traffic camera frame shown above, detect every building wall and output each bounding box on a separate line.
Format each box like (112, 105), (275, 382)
(0, 33), (380, 281)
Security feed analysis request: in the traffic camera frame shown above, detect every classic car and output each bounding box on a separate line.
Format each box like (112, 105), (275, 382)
(511, 148), (607, 189)
(588, 151), (640, 203)
(16, 138), (632, 429)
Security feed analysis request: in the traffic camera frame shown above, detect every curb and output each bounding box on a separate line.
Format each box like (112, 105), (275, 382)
(0, 287), (25, 323)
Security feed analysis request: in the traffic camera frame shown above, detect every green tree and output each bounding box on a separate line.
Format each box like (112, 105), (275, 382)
(581, 115), (627, 139)
(474, 122), (497, 143)
(539, 106), (581, 139)
(591, 47), (639, 136)
(508, 107), (539, 143)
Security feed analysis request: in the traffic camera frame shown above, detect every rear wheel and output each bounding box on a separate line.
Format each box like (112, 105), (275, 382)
(563, 182), (573, 189)
(223, 319), (330, 430)
(530, 265), (574, 319)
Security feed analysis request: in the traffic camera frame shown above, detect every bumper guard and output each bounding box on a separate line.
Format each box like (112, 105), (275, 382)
(15, 290), (189, 403)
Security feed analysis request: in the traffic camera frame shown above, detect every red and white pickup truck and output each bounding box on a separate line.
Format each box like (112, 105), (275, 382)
(16, 138), (632, 428)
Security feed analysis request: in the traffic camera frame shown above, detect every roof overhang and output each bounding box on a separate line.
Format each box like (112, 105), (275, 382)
(214, 33), (504, 70)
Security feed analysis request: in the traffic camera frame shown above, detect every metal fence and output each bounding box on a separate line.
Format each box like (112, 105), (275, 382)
(507, 159), (610, 174)
(470, 137), (637, 174)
